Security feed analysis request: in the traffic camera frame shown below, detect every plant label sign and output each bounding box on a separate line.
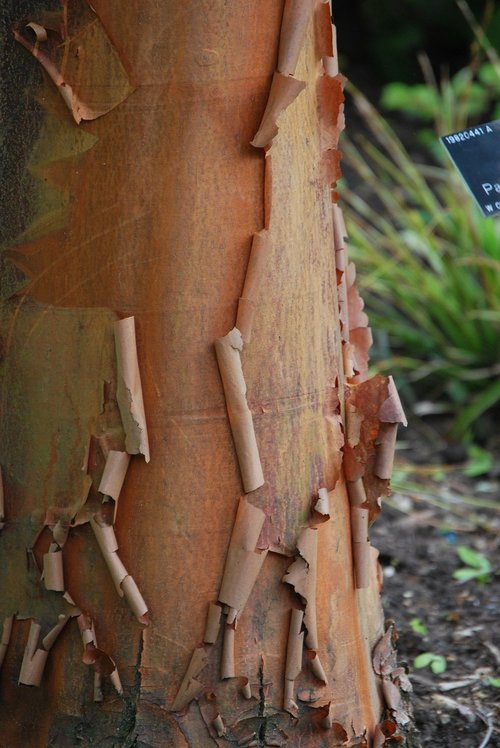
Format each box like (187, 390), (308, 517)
(441, 120), (500, 217)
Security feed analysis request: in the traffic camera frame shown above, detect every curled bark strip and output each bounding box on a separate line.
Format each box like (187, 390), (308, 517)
(350, 507), (368, 543)
(283, 529), (327, 683)
(314, 0), (335, 60)
(215, 329), (264, 493)
(241, 677), (252, 699)
(323, 55), (338, 77)
(217, 498), (267, 681)
(251, 72), (306, 149)
(218, 498), (268, 617)
(0, 616), (14, 670)
(19, 617), (70, 686)
(42, 544), (64, 591)
(98, 450), (131, 501)
(375, 424), (399, 481)
(344, 376), (406, 585)
(311, 701), (349, 738)
(312, 487), (330, 524)
(344, 262), (372, 382)
(90, 515), (149, 624)
(344, 375), (398, 523)
(383, 677), (410, 726)
(333, 214), (374, 380)
(317, 74), (345, 172)
(171, 647), (209, 711)
(351, 506), (370, 589)
(114, 317), (150, 462)
(346, 264), (369, 331)
(121, 575), (149, 623)
(77, 614), (122, 694)
(13, 29), (74, 113)
(308, 650), (327, 683)
(82, 643), (116, 677)
(221, 622), (236, 679)
(372, 624), (397, 677)
(213, 713), (226, 737)
(332, 204), (348, 253)
(277, 0), (315, 76)
(44, 505), (74, 546)
(373, 719), (404, 746)
(315, 4), (345, 195)
(349, 327), (373, 383)
(319, 149), (342, 188)
(318, 702), (333, 730)
(203, 602), (222, 644)
(392, 666), (412, 694)
(284, 608), (304, 712)
(18, 622), (48, 687)
(25, 22), (48, 42)
(13, 8), (133, 124)
(375, 377), (408, 480)
(347, 478), (367, 507)
(379, 377), (407, 425)
(264, 152), (273, 228)
(236, 230), (270, 344)
(346, 401), (363, 448)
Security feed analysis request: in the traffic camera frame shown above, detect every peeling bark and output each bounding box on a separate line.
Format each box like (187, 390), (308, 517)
(0, 1), (415, 745)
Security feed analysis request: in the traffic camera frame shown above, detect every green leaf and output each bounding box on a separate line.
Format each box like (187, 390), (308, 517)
(414, 652), (447, 674)
(464, 445), (494, 477)
(457, 545), (491, 570)
(451, 379), (500, 439)
(380, 82), (439, 120)
(453, 568), (482, 582)
(430, 656), (447, 674)
(380, 82), (413, 111)
(484, 677), (500, 688)
(413, 652), (435, 669)
(409, 618), (428, 636)
(477, 62), (500, 88)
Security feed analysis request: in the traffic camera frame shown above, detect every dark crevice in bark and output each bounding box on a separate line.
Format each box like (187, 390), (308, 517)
(257, 655), (266, 747)
(117, 630), (144, 747)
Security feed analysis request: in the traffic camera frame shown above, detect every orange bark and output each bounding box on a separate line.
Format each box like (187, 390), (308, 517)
(0, 1), (408, 745)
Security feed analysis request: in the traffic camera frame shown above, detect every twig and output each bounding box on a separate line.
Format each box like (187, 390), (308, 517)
(432, 693), (476, 721)
(456, 0), (500, 67)
(411, 672), (482, 692)
(477, 709), (494, 748)
(438, 678), (482, 692)
(384, 500), (475, 534)
(483, 641), (500, 668)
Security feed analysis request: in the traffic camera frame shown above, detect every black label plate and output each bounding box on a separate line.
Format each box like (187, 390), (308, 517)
(441, 120), (500, 217)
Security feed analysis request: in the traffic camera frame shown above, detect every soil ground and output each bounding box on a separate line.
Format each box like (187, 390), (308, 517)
(372, 418), (500, 747)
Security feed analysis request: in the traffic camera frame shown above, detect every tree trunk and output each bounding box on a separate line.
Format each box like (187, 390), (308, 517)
(0, 2), (411, 746)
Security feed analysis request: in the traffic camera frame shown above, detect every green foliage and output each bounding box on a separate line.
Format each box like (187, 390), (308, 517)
(341, 79), (500, 439)
(381, 61), (500, 134)
(414, 652), (447, 674)
(380, 57), (500, 165)
(464, 444), (494, 476)
(355, 0), (500, 83)
(453, 544), (492, 583)
(409, 617), (429, 636)
(484, 676), (500, 687)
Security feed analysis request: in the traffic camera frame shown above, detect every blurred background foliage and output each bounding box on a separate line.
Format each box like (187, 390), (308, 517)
(335, 0), (500, 83)
(335, 0), (500, 448)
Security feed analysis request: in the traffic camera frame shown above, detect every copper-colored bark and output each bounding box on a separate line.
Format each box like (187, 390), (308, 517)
(0, 1), (408, 745)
